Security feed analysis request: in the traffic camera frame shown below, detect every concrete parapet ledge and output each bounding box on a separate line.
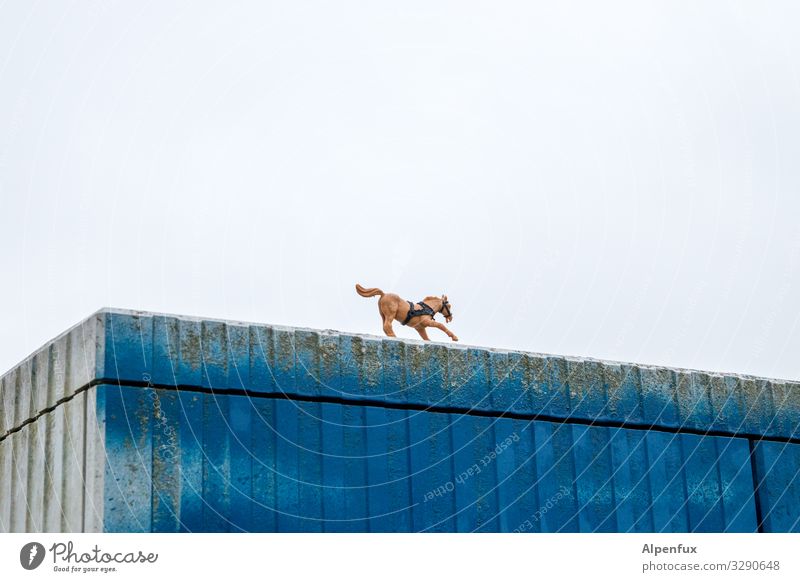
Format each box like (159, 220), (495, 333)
(2, 308), (798, 444)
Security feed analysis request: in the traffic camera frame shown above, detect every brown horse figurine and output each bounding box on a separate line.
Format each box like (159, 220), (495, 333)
(355, 283), (458, 342)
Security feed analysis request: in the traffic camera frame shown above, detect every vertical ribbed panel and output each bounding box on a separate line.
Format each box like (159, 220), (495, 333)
(151, 390), (182, 533)
(609, 427), (652, 532)
(452, 413), (499, 532)
(740, 377), (772, 435)
(567, 359), (606, 421)
(83, 387), (105, 532)
(102, 384), (153, 533)
(251, 397), (277, 531)
(676, 371), (712, 428)
(752, 440), (800, 532)
(495, 419), (538, 531)
(408, 408), (455, 531)
(534, 420), (579, 532)
(296, 400), (323, 532)
(42, 400), (66, 531)
(0, 435), (9, 530)
(25, 407), (46, 531)
(0, 373), (14, 441)
(709, 375), (742, 434)
(645, 431), (687, 531)
(61, 395), (86, 532)
(717, 436), (758, 532)
(640, 368), (679, 428)
(364, 406), (410, 532)
(545, 356), (570, 417)
(604, 363), (643, 424)
(203, 390), (232, 531)
(8, 368), (28, 532)
(572, 424), (616, 532)
(769, 381), (800, 439)
(9, 406), (30, 532)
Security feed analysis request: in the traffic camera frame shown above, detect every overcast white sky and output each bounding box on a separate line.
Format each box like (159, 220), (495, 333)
(1, 1), (799, 381)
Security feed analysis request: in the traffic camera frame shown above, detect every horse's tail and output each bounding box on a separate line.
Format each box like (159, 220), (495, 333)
(355, 283), (384, 298)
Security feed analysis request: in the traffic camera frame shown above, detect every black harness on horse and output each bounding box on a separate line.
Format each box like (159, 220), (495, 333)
(402, 301), (434, 325)
(402, 299), (451, 326)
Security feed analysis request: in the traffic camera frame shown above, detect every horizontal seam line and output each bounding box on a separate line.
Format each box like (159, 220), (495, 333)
(0, 380), (99, 443)
(1, 377), (797, 446)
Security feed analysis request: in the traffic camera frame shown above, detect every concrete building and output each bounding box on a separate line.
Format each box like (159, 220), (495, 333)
(1, 308), (798, 532)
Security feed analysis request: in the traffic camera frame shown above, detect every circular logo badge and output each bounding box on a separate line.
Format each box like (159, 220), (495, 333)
(20, 542), (46, 570)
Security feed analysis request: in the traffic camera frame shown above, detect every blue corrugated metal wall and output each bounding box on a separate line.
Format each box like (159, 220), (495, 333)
(2, 309), (800, 532)
(101, 382), (763, 532)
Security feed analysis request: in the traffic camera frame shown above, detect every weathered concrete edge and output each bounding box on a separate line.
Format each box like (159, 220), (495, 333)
(95, 307), (799, 384)
(0, 311), (105, 438)
(0, 385), (106, 533)
(2, 307), (800, 441)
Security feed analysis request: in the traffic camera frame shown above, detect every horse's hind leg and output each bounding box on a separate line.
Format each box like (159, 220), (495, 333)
(379, 300), (397, 337)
